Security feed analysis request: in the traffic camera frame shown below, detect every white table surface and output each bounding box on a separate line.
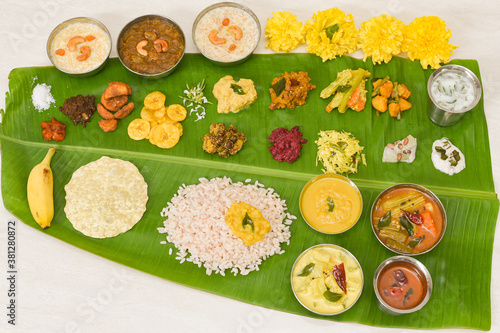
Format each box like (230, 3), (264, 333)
(1, 0), (499, 332)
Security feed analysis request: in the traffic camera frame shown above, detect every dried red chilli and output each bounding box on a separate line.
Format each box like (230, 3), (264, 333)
(402, 210), (423, 225)
(332, 263), (347, 293)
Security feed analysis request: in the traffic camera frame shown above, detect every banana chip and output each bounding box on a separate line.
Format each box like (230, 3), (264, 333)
(173, 122), (183, 136)
(140, 107), (155, 122)
(153, 123), (180, 149)
(144, 91), (166, 110)
(127, 119), (151, 140)
(167, 104), (187, 122)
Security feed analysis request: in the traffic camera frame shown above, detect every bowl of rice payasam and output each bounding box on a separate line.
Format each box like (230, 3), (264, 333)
(193, 2), (261, 65)
(291, 244), (364, 315)
(47, 17), (111, 76)
(299, 174), (363, 234)
(371, 183), (447, 255)
(118, 15), (185, 78)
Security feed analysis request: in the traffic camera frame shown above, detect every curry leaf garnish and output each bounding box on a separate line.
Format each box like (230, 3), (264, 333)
(325, 24), (340, 39)
(323, 289), (343, 302)
(337, 85), (352, 93)
(403, 288), (414, 306)
(242, 213), (255, 232)
(378, 211), (392, 228)
(230, 83), (245, 95)
(399, 215), (414, 236)
(409, 237), (423, 248)
(327, 197), (335, 212)
(272, 77), (286, 96)
(298, 263), (315, 277)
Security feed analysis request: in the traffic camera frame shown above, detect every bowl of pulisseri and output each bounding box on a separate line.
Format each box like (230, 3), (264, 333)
(290, 244), (364, 315)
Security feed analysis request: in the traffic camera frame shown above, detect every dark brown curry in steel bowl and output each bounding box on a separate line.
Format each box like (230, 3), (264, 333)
(118, 15), (185, 77)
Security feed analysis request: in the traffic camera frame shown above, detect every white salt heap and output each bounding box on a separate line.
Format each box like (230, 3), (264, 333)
(32, 83), (55, 112)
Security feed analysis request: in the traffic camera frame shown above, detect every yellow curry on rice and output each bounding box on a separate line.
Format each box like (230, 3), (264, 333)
(225, 202), (270, 246)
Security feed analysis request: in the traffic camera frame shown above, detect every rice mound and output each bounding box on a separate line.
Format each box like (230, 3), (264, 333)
(158, 177), (295, 276)
(64, 156), (148, 238)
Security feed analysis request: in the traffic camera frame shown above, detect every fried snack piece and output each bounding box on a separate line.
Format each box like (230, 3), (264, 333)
(100, 95), (128, 112)
(201, 123), (247, 158)
(128, 118), (151, 140)
(102, 81), (132, 100)
(114, 102), (135, 119)
(97, 103), (115, 120)
(98, 119), (118, 132)
(41, 117), (66, 141)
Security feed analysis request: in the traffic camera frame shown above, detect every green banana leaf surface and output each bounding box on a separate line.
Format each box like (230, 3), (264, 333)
(1, 54), (498, 330)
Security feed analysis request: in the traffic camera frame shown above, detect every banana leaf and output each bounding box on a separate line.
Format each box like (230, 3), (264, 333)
(1, 54), (498, 330)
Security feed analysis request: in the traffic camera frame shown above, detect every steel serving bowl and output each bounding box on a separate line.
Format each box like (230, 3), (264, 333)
(291, 244), (364, 316)
(370, 183), (447, 256)
(117, 15), (185, 79)
(427, 64), (482, 126)
(47, 17), (111, 77)
(299, 174), (363, 235)
(192, 2), (261, 66)
(373, 256), (432, 315)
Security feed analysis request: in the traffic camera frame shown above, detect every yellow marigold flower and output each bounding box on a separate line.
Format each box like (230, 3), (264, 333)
(304, 8), (359, 62)
(358, 14), (405, 64)
(403, 16), (457, 69)
(265, 11), (305, 53)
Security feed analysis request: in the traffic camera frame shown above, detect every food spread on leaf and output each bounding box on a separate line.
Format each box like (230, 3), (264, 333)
(371, 76), (412, 119)
(291, 245), (363, 314)
(269, 71), (316, 110)
(431, 137), (465, 175)
(225, 202), (271, 246)
(320, 68), (370, 113)
(316, 130), (366, 175)
(372, 186), (444, 254)
(212, 75), (257, 113)
(383, 135), (417, 163)
(268, 126), (307, 163)
(202, 123), (247, 158)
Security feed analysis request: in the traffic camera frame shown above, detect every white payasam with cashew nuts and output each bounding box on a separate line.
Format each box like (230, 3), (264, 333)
(194, 6), (259, 62)
(50, 22), (111, 73)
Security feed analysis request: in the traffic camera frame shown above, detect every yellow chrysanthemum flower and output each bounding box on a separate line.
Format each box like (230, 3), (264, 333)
(358, 14), (405, 64)
(304, 8), (359, 62)
(265, 11), (305, 53)
(403, 16), (457, 69)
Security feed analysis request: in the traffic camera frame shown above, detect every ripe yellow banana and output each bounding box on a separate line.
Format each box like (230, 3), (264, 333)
(27, 147), (56, 229)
